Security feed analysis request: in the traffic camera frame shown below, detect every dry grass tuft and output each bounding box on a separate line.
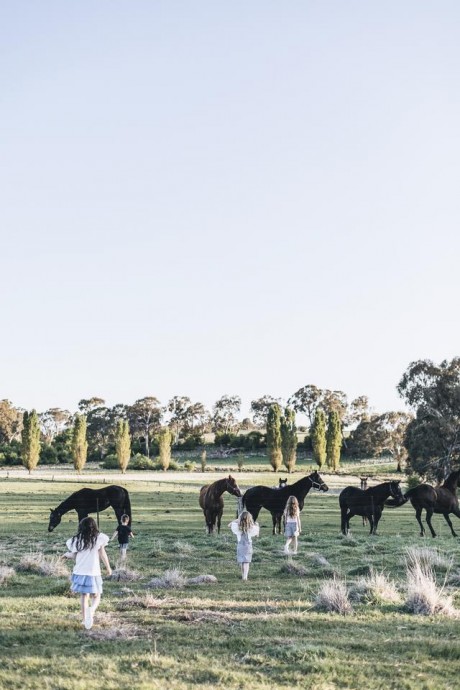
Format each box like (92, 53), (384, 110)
(172, 540), (195, 556)
(280, 562), (309, 577)
(186, 574), (217, 585)
(405, 546), (452, 572)
(109, 567), (142, 582)
(0, 565), (15, 585)
(314, 577), (352, 615)
(174, 609), (232, 625)
(349, 570), (401, 604)
(147, 568), (188, 589)
(447, 571), (460, 586)
(118, 594), (166, 610)
(18, 552), (69, 577)
(404, 554), (457, 617)
(310, 553), (331, 568)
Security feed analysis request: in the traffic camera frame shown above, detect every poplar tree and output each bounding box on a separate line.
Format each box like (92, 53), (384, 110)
(72, 414), (88, 474)
(116, 419), (131, 474)
(158, 427), (172, 470)
(326, 410), (342, 471)
(21, 409), (41, 474)
(312, 409), (327, 468)
(281, 407), (297, 473)
(267, 404), (282, 472)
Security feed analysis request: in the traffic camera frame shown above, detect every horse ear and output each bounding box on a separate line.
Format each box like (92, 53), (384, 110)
(50, 508), (53, 512)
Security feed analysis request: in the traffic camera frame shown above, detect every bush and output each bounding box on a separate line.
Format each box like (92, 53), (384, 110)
(130, 454), (156, 470)
(183, 460), (196, 472)
(39, 445), (58, 465)
(0, 441), (22, 466)
(180, 435), (204, 451)
(100, 454), (119, 470)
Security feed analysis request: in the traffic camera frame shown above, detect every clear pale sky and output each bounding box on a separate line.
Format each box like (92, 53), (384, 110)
(1, 1), (459, 416)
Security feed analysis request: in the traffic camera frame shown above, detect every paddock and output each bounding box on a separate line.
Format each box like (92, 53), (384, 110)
(1, 472), (460, 690)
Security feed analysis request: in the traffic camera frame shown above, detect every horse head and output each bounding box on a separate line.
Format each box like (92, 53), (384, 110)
(279, 478), (288, 488)
(309, 471), (329, 492)
(388, 480), (404, 504)
(226, 475), (242, 498)
(48, 509), (61, 532)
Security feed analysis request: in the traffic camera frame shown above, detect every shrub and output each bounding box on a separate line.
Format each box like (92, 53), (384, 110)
(148, 568), (187, 589)
(100, 454), (119, 470)
(0, 566), (15, 585)
(130, 454), (156, 470)
(109, 567), (142, 582)
(405, 546), (452, 572)
(404, 552), (456, 616)
(18, 552), (69, 577)
(183, 461), (196, 472)
(349, 570), (401, 604)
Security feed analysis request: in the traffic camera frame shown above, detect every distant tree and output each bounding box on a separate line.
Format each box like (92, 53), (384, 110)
(344, 396), (371, 428)
(200, 449), (207, 472)
(115, 420), (131, 474)
(38, 408), (72, 444)
(72, 414), (88, 474)
(128, 397), (162, 458)
(311, 409), (327, 468)
(158, 427), (172, 470)
(21, 410), (41, 474)
(321, 390), (348, 420)
(288, 385), (323, 426)
(86, 405), (112, 460)
(167, 397), (210, 442)
(280, 407), (297, 473)
(348, 411), (413, 470)
(326, 410), (342, 471)
(78, 397), (106, 415)
(266, 404), (282, 472)
(212, 395), (241, 434)
(398, 358), (460, 479)
(250, 395), (280, 428)
(0, 400), (23, 444)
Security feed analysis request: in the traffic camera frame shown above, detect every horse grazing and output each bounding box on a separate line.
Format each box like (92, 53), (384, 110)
(243, 471), (329, 535)
(403, 469), (460, 537)
(199, 475), (242, 534)
(48, 485), (131, 532)
(340, 480), (403, 536)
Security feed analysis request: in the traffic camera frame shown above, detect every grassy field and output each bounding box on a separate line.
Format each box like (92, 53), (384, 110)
(1, 472), (460, 690)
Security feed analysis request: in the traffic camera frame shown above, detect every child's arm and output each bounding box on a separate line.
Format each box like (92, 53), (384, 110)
(298, 515), (302, 533)
(129, 531), (134, 538)
(99, 546), (112, 576)
(110, 529), (118, 541)
(61, 551), (76, 560)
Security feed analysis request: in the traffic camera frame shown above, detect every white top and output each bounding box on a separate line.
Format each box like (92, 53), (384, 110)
(66, 533), (109, 576)
(230, 520), (259, 543)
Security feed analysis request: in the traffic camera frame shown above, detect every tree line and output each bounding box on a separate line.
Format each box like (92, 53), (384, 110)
(1, 357), (459, 478)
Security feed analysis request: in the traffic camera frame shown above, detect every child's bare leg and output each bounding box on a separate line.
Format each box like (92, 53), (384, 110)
(242, 563), (249, 580)
(91, 593), (101, 613)
(80, 594), (89, 620)
(292, 536), (298, 554)
(284, 538), (292, 554)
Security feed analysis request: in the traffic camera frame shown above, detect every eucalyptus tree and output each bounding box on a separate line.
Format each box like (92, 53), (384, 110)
(0, 399), (23, 444)
(250, 395), (280, 428)
(128, 397), (162, 458)
(212, 395), (241, 434)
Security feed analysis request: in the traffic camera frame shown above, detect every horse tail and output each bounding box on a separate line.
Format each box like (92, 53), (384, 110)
(123, 489), (132, 524)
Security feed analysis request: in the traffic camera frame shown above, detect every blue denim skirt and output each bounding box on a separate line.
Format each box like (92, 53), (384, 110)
(71, 574), (103, 594)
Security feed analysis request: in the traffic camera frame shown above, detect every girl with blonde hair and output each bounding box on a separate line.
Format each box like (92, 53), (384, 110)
(229, 510), (259, 581)
(283, 496), (301, 555)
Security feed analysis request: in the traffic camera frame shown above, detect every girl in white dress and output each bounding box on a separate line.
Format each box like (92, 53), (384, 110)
(283, 496), (301, 555)
(63, 517), (112, 629)
(229, 511), (259, 581)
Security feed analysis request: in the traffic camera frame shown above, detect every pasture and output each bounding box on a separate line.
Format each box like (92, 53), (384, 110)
(1, 471), (460, 690)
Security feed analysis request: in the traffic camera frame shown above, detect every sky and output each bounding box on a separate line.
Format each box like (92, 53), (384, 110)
(1, 1), (459, 417)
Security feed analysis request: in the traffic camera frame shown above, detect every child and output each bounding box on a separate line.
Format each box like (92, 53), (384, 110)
(283, 496), (301, 555)
(229, 511), (259, 581)
(110, 514), (133, 561)
(63, 517), (112, 630)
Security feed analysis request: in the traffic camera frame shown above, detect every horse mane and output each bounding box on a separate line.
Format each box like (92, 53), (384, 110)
(54, 492), (79, 515)
(442, 469), (460, 491)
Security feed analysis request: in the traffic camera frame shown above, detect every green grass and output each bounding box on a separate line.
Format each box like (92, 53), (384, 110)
(1, 476), (460, 689)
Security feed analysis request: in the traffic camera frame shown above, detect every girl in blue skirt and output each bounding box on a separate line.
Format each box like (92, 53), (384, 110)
(63, 517), (112, 629)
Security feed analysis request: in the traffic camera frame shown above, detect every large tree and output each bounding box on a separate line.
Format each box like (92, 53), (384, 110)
(72, 414), (88, 473)
(0, 399), (23, 444)
(212, 395), (241, 434)
(398, 358), (460, 478)
(326, 410), (342, 471)
(311, 409), (327, 468)
(21, 410), (41, 474)
(167, 396), (209, 442)
(348, 411), (412, 469)
(266, 404), (282, 472)
(128, 397), (162, 458)
(38, 408), (72, 445)
(115, 419), (131, 474)
(288, 385), (323, 426)
(250, 395), (281, 428)
(280, 407), (297, 473)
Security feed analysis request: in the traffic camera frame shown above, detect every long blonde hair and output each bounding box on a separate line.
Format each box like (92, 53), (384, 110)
(238, 510), (254, 534)
(285, 495), (299, 518)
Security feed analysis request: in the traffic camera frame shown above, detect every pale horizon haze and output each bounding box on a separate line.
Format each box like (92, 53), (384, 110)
(1, 1), (459, 417)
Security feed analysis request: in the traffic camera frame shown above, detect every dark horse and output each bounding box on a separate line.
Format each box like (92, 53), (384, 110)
(199, 475), (242, 534)
(243, 471), (329, 535)
(340, 480), (403, 535)
(403, 469), (460, 537)
(48, 485), (131, 532)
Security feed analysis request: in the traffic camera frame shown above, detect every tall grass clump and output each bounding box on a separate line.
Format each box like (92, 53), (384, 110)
(148, 568), (187, 589)
(404, 552), (456, 617)
(405, 546), (452, 572)
(314, 577), (352, 615)
(172, 540), (195, 557)
(18, 552), (69, 577)
(0, 565), (15, 585)
(349, 569), (401, 604)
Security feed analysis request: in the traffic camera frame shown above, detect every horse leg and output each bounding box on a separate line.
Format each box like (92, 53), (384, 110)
(272, 513), (277, 536)
(425, 508), (437, 538)
(368, 514), (374, 535)
(442, 513), (458, 538)
(340, 506), (348, 535)
(217, 509), (223, 534)
(415, 508), (425, 537)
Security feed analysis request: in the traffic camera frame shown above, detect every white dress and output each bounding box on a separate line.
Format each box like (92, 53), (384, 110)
(230, 521), (259, 563)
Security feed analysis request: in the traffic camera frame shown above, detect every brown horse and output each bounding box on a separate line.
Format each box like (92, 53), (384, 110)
(403, 469), (460, 537)
(199, 475), (242, 534)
